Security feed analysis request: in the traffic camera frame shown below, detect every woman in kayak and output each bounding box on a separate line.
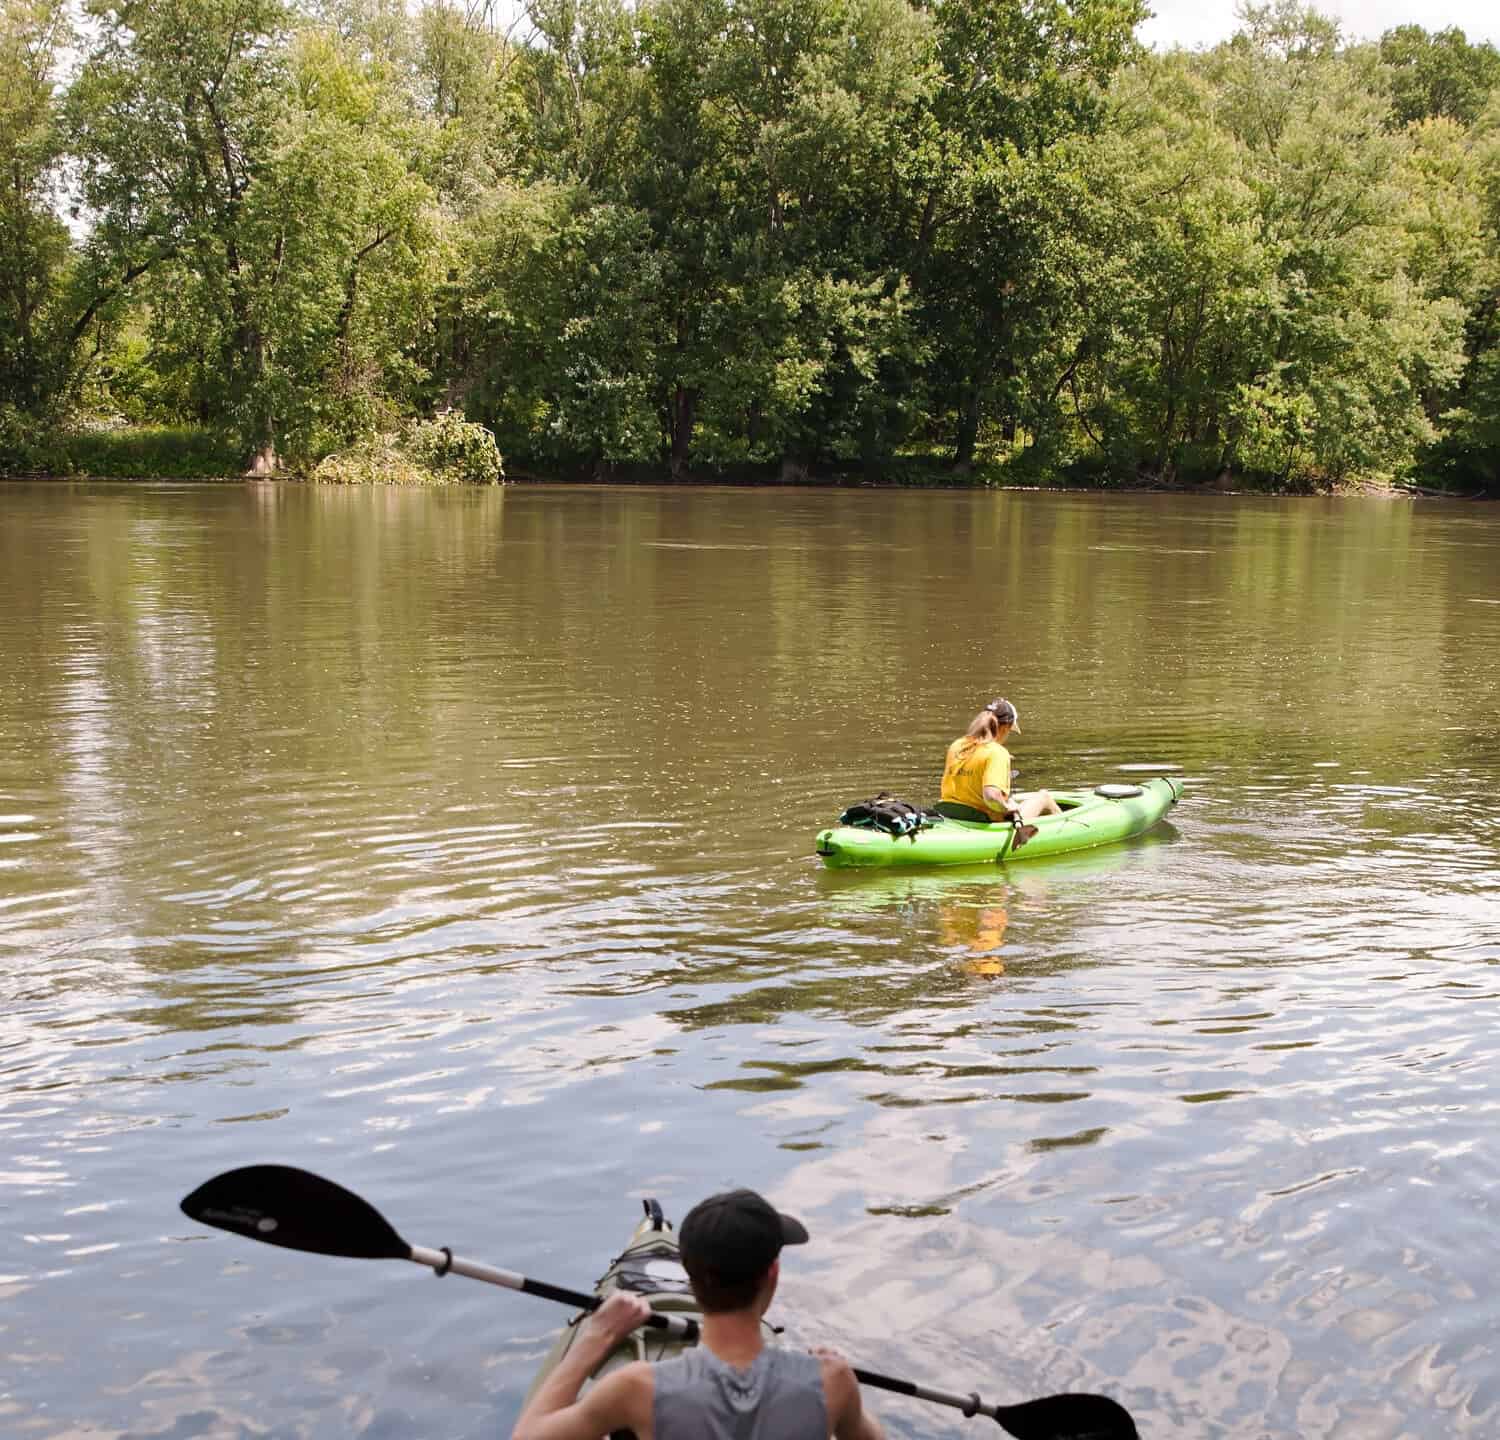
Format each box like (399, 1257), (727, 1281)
(513, 1187), (884, 1440)
(937, 698), (1061, 824)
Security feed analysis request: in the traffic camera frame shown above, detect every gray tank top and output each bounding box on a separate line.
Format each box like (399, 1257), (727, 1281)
(653, 1345), (828, 1440)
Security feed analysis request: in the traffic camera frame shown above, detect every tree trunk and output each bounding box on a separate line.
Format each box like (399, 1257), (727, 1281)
(668, 384), (696, 479)
(859, 408), (883, 477)
(246, 440), (279, 476)
(952, 386), (981, 471)
(243, 329), (277, 476)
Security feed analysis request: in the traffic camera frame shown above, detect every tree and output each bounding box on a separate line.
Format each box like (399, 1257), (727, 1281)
(67, 0), (441, 468)
(0, 0), (76, 416)
(650, 0), (932, 472)
(522, 0), (642, 186)
(1379, 24), (1500, 129)
(1067, 5), (1469, 485)
(244, 25), (440, 452)
(455, 183), (662, 465)
(1419, 98), (1500, 491)
(489, 0), (937, 475)
(414, 1), (529, 206)
(902, 0), (1147, 467)
(67, 0), (296, 467)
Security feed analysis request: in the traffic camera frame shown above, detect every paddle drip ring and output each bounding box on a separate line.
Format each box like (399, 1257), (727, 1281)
(962, 1393), (980, 1417)
(434, 1246), (453, 1277)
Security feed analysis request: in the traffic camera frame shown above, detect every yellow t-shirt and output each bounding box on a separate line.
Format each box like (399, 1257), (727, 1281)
(941, 737), (1012, 819)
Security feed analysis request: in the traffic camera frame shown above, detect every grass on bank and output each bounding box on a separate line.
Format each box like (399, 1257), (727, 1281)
(1, 415), (506, 485)
(61, 426), (242, 479)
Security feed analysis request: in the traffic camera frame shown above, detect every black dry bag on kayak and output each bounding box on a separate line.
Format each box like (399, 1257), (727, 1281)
(837, 792), (940, 840)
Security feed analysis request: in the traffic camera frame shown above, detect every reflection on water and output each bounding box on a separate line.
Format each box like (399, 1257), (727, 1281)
(0, 483), (1498, 1439)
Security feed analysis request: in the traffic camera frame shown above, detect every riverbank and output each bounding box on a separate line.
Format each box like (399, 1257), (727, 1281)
(5, 463), (1485, 500)
(502, 459), (1486, 499)
(2, 424), (1490, 498)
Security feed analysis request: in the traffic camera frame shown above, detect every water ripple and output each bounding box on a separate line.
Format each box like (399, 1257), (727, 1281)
(0, 484), (1497, 1438)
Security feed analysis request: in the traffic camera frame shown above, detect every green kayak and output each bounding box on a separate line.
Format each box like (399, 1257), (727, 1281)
(815, 777), (1182, 869)
(523, 1201), (773, 1404)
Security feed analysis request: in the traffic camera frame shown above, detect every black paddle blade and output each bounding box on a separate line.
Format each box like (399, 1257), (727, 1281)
(995, 1392), (1138, 1440)
(180, 1165), (411, 1261)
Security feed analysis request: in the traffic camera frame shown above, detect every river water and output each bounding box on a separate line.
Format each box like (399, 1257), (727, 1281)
(1, 481), (1497, 1439)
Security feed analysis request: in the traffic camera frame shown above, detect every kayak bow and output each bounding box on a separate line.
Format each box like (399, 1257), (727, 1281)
(522, 1200), (766, 1403)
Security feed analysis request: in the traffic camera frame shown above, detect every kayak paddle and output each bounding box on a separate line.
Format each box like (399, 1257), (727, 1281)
(181, 1165), (1138, 1439)
(179, 1164), (699, 1340)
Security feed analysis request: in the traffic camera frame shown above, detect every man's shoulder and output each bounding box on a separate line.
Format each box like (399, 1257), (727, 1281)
(614, 1360), (657, 1391)
(592, 1360), (656, 1406)
(570, 1361), (655, 1440)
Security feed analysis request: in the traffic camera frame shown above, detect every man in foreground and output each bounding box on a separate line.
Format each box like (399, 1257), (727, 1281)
(513, 1188), (885, 1440)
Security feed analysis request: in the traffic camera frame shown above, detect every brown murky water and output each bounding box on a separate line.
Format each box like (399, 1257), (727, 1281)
(1, 481), (1497, 1439)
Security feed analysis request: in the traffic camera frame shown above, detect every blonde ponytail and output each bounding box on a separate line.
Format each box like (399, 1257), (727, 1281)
(963, 709), (1002, 742)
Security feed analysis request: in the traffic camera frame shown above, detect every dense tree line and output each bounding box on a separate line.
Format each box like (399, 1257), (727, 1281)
(1, 0), (1497, 490)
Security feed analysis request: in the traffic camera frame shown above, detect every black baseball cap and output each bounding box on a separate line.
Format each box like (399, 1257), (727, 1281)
(678, 1188), (809, 1284)
(985, 698), (1020, 731)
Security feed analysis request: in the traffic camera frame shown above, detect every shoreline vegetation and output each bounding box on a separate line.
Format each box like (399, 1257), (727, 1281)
(2, 1), (1498, 499)
(3, 438), (1483, 499)
(0, 419), (1489, 497)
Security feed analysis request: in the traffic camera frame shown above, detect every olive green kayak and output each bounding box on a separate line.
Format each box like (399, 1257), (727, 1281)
(814, 777), (1182, 869)
(522, 1201), (775, 1404)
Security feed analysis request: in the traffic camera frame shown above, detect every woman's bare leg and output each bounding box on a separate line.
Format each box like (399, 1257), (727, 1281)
(1016, 790), (1061, 820)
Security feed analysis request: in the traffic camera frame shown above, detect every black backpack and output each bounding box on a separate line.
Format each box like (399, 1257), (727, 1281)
(837, 792), (940, 841)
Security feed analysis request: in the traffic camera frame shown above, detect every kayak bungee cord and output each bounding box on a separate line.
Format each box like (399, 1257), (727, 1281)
(181, 1164), (1140, 1439)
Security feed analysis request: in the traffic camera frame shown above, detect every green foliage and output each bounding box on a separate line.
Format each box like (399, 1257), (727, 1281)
(0, 402), (69, 473)
(1429, 346), (1500, 491)
(4, 0), (1498, 490)
(63, 0), (441, 469)
(313, 416), (503, 484)
(1416, 99), (1500, 491)
(0, 0), (78, 412)
(909, 0), (1148, 465)
(416, 2), (530, 203)
(1379, 24), (1500, 129)
(312, 432), (435, 484)
(455, 187), (663, 464)
(62, 425), (242, 478)
(1066, 8), (1469, 487)
(403, 411), (504, 483)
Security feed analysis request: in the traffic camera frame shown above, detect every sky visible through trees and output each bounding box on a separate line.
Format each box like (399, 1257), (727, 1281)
(1143, 0), (1500, 53)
